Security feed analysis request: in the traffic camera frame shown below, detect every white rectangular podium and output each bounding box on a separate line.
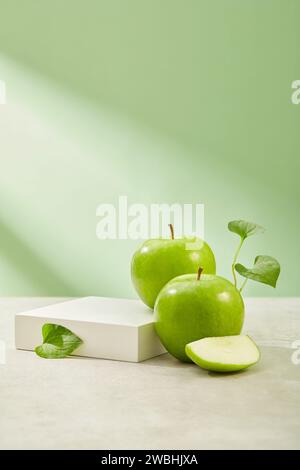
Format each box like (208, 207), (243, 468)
(15, 296), (165, 362)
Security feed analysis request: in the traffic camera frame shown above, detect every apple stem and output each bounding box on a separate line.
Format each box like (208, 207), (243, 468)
(168, 223), (174, 240)
(197, 267), (203, 280)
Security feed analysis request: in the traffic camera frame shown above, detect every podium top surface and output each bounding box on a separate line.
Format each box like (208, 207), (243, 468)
(16, 296), (154, 327)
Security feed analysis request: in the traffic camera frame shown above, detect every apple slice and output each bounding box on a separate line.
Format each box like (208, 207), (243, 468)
(185, 335), (260, 372)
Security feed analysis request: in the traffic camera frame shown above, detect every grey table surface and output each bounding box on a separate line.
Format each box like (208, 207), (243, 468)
(0, 297), (299, 450)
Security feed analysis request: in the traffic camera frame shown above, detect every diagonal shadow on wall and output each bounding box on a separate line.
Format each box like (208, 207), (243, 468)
(0, 218), (80, 296)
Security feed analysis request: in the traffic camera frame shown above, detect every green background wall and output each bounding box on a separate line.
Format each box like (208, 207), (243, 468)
(0, 0), (299, 297)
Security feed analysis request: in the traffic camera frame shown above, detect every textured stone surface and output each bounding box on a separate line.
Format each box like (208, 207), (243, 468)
(0, 297), (299, 450)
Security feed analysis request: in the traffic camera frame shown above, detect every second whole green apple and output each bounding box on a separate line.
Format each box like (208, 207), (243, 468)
(131, 226), (216, 308)
(154, 269), (245, 362)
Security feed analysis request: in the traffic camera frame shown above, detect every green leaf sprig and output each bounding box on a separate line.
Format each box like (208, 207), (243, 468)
(228, 220), (280, 292)
(35, 323), (83, 359)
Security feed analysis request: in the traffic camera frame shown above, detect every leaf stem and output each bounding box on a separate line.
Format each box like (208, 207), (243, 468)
(232, 237), (244, 287)
(239, 278), (248, 293)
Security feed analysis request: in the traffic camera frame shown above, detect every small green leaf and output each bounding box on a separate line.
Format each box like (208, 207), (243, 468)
(235, 255), (280, 288)
(228, 220), (265, 240)
(35, 323), (83, 359)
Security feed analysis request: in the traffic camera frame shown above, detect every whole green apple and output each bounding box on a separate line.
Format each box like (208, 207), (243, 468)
(154, 268), (244, 362)
(131, 226), (216, 308)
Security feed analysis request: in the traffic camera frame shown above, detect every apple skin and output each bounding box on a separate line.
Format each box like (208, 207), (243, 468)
(154, 274), (244, 362)
(131, 237), (216, 308)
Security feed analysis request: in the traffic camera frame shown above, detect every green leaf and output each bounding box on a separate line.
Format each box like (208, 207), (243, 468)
(35, 323), (83, 359)
(228, 220), (265, 240)
(235, 255), (280, 288)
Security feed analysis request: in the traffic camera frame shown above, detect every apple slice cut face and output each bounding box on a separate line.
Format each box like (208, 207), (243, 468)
(185, 335), (260, 372)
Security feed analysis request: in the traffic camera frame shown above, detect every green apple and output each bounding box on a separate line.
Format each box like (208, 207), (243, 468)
(131, 226), (216, 308)
(185, 335), (260, 372)
(154, 269), (244, 361)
